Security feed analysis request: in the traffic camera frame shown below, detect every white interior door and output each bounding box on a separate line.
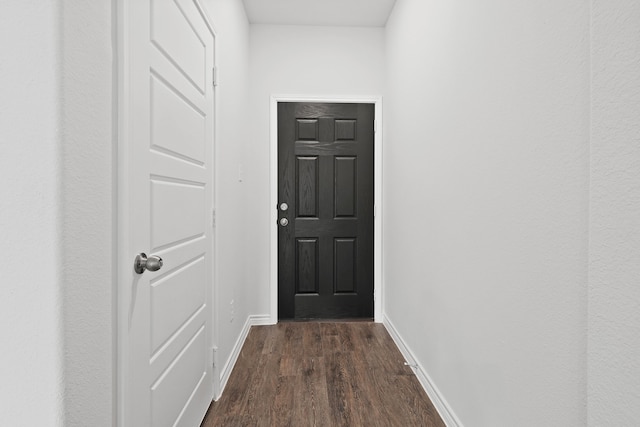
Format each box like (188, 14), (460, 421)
(122, 1), (215, 426)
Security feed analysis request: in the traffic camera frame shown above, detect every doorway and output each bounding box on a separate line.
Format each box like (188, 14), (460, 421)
(269, 96), (383, 322)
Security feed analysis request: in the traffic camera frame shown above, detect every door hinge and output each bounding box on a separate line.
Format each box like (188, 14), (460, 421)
(212, 209), (216, 228)
(211, 347), (218, 368)
(212, 67), (218, 86)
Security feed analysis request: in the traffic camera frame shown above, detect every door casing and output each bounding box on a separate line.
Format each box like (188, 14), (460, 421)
(270, 95), (383, 323)
(116, 1), (219, 424)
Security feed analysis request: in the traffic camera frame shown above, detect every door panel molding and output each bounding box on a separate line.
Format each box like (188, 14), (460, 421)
(269, 95), (383, 323)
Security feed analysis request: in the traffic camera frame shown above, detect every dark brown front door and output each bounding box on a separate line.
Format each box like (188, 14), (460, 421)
(278, 102), (374, 319)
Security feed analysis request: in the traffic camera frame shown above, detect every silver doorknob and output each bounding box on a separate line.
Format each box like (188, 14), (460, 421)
(279, 218), (289, 226)
(280, 202), (289, 211)
(134, 253), (163, 274)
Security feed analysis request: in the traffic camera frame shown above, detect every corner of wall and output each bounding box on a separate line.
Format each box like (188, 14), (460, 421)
(216, 314), (272, 400)
(59, 0), (115, 424)
(382, 314), (464, 427)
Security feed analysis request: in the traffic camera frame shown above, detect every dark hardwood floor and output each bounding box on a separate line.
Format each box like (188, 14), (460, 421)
(201, 322), (445, 427)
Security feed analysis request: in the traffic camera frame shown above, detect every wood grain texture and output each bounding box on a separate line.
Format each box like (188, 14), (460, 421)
(201, 322), (445, 427)
(278, 103), (374, 319)
(296, 156), (318, 217)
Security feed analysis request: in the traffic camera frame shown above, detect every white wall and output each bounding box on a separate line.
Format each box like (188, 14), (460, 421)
(589, 0), (640, 424)
(0, 1), (64, 425)
(248, 24), (386, 316)
(2, 1), (116, 425)
(384, 1), (589, 425)
(202, 0), (253, 377)
(60, 0), (115, 425)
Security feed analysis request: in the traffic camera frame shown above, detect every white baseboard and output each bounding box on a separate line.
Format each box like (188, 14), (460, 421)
(249, 314), (275, 326)
(382, 315), (463, 427)
(216, 314), (274, 399)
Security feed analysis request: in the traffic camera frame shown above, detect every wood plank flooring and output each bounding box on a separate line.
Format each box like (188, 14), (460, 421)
(201, 322), (445, 427)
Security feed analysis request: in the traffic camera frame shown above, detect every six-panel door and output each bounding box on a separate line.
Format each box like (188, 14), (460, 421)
(278, 103), (374, 319)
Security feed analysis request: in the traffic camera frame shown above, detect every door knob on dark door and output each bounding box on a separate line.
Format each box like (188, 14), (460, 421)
(279, 218), (289, 226)
(134, 253), (163, 274)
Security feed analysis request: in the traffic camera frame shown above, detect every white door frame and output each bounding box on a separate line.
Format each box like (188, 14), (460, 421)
(116, 1), (219, 424)
(269, 95), (383, 323)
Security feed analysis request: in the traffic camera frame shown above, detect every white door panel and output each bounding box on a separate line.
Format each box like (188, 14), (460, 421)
(154, 236), (207, 274)
(150, 256), (206, 352)
(151, 150), (208, 184)
(151, 326), (207, 427)
(150, 179), (206, 249)
(123, 0), (215, 425)
(150, 75), (207, 164)
(149, 306), (207, 385)
(151, 0), (207, 92)
(150, 47), (207, 113)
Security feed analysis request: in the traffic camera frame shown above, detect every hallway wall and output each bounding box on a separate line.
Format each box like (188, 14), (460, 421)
(2, 1), (115, 425)
(588, 0), (640, 423)
(384, 0), (589, 425)
(247, 24), (386, 316)
(202, 0), (254, 384)
(0, 1), (65, 425)
(60, 1), (115, 425)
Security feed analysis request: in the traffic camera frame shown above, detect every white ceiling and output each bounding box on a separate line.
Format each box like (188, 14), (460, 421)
(242, 0), (397, 27)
